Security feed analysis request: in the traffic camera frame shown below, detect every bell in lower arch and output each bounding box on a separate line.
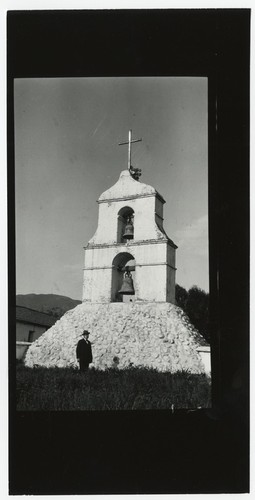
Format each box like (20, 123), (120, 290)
(123, 217), (134, 239)
(118, 270), (135, 295)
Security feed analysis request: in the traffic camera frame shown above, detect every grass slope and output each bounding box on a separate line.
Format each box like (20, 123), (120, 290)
(16, 365), (211, 410)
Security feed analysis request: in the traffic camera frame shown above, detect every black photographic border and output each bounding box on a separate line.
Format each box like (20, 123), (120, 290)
(8, 9), (250, 494)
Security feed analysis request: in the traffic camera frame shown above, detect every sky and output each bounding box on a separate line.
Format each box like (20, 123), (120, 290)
(14, 77), (208, 300)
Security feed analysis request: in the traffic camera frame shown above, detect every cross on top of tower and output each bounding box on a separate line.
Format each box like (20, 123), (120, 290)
(119, 130), (142, 180)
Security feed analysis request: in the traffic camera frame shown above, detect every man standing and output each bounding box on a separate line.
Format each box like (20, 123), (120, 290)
(76, 330), (93, 372)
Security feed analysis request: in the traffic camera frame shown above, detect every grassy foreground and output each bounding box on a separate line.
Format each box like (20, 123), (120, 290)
(16, 365), (211, 411)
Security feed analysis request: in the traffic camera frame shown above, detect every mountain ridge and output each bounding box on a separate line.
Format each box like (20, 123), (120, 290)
(16, 293), (82, 319)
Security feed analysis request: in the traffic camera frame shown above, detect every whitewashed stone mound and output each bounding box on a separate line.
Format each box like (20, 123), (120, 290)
(25, 302), (207, 373)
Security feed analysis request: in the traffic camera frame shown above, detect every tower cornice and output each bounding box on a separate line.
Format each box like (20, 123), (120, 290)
(97, 191), (166, 204)
(84, 238), (178, 250)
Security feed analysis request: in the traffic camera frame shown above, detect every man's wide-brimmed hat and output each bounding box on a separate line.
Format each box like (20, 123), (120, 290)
(82, 330), (90, 336)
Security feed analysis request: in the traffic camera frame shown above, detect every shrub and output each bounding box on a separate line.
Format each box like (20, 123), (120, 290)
(175, 284), (210, 343)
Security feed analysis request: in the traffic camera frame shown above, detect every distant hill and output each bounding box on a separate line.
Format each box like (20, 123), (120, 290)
(16, 294), (82, 319)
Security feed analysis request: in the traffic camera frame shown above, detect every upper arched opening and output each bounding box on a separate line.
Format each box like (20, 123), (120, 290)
(117, 206), (135, 243)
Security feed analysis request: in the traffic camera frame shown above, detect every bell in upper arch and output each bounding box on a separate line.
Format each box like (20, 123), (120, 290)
(118, 270), (135, 295)
(123, 217), (134, 240)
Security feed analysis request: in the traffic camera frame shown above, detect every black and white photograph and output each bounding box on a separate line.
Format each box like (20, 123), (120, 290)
(7, 8), (250, 495)
(15, 76), (211, 411)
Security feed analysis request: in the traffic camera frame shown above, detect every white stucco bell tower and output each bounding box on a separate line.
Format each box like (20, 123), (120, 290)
(82, 132), (177, 304)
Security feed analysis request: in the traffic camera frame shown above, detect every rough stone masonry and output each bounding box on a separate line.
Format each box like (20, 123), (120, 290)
(25, 302), (207, 373)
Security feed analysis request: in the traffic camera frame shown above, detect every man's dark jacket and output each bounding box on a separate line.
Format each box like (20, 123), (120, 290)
(76, 339), (93, 364)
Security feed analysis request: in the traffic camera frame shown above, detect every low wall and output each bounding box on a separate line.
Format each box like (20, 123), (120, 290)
(16, 341), (32, 360)
(196, 346), (211, 375)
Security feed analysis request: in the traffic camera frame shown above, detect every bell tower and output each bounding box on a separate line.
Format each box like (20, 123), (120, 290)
(82, 132), (177, 304)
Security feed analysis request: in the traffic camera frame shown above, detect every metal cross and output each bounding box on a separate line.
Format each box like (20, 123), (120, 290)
(119, 130), (142, 171)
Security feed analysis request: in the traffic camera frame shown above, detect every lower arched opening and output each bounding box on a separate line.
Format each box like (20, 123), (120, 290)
(111, 252), (136, 303)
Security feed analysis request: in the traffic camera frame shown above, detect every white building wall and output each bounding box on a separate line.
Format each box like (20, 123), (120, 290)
(135, 265), (167, 301)
(16, 322), (47, 342)
(197, 346), (211, 375)
(16, 322), (49, 360)
(89, 195), (165, 245)
(84, 241), (168, 270)
(167, 244), (176, 268)
(83, 268), (112, 302)
(166, 244), (176, 303)
(166, 264), (176, 303)
(135, 241), (167, 264)
(155, 195), (164, 217)
(16, 342), (31, 360)
(83, 241), (176, 303)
